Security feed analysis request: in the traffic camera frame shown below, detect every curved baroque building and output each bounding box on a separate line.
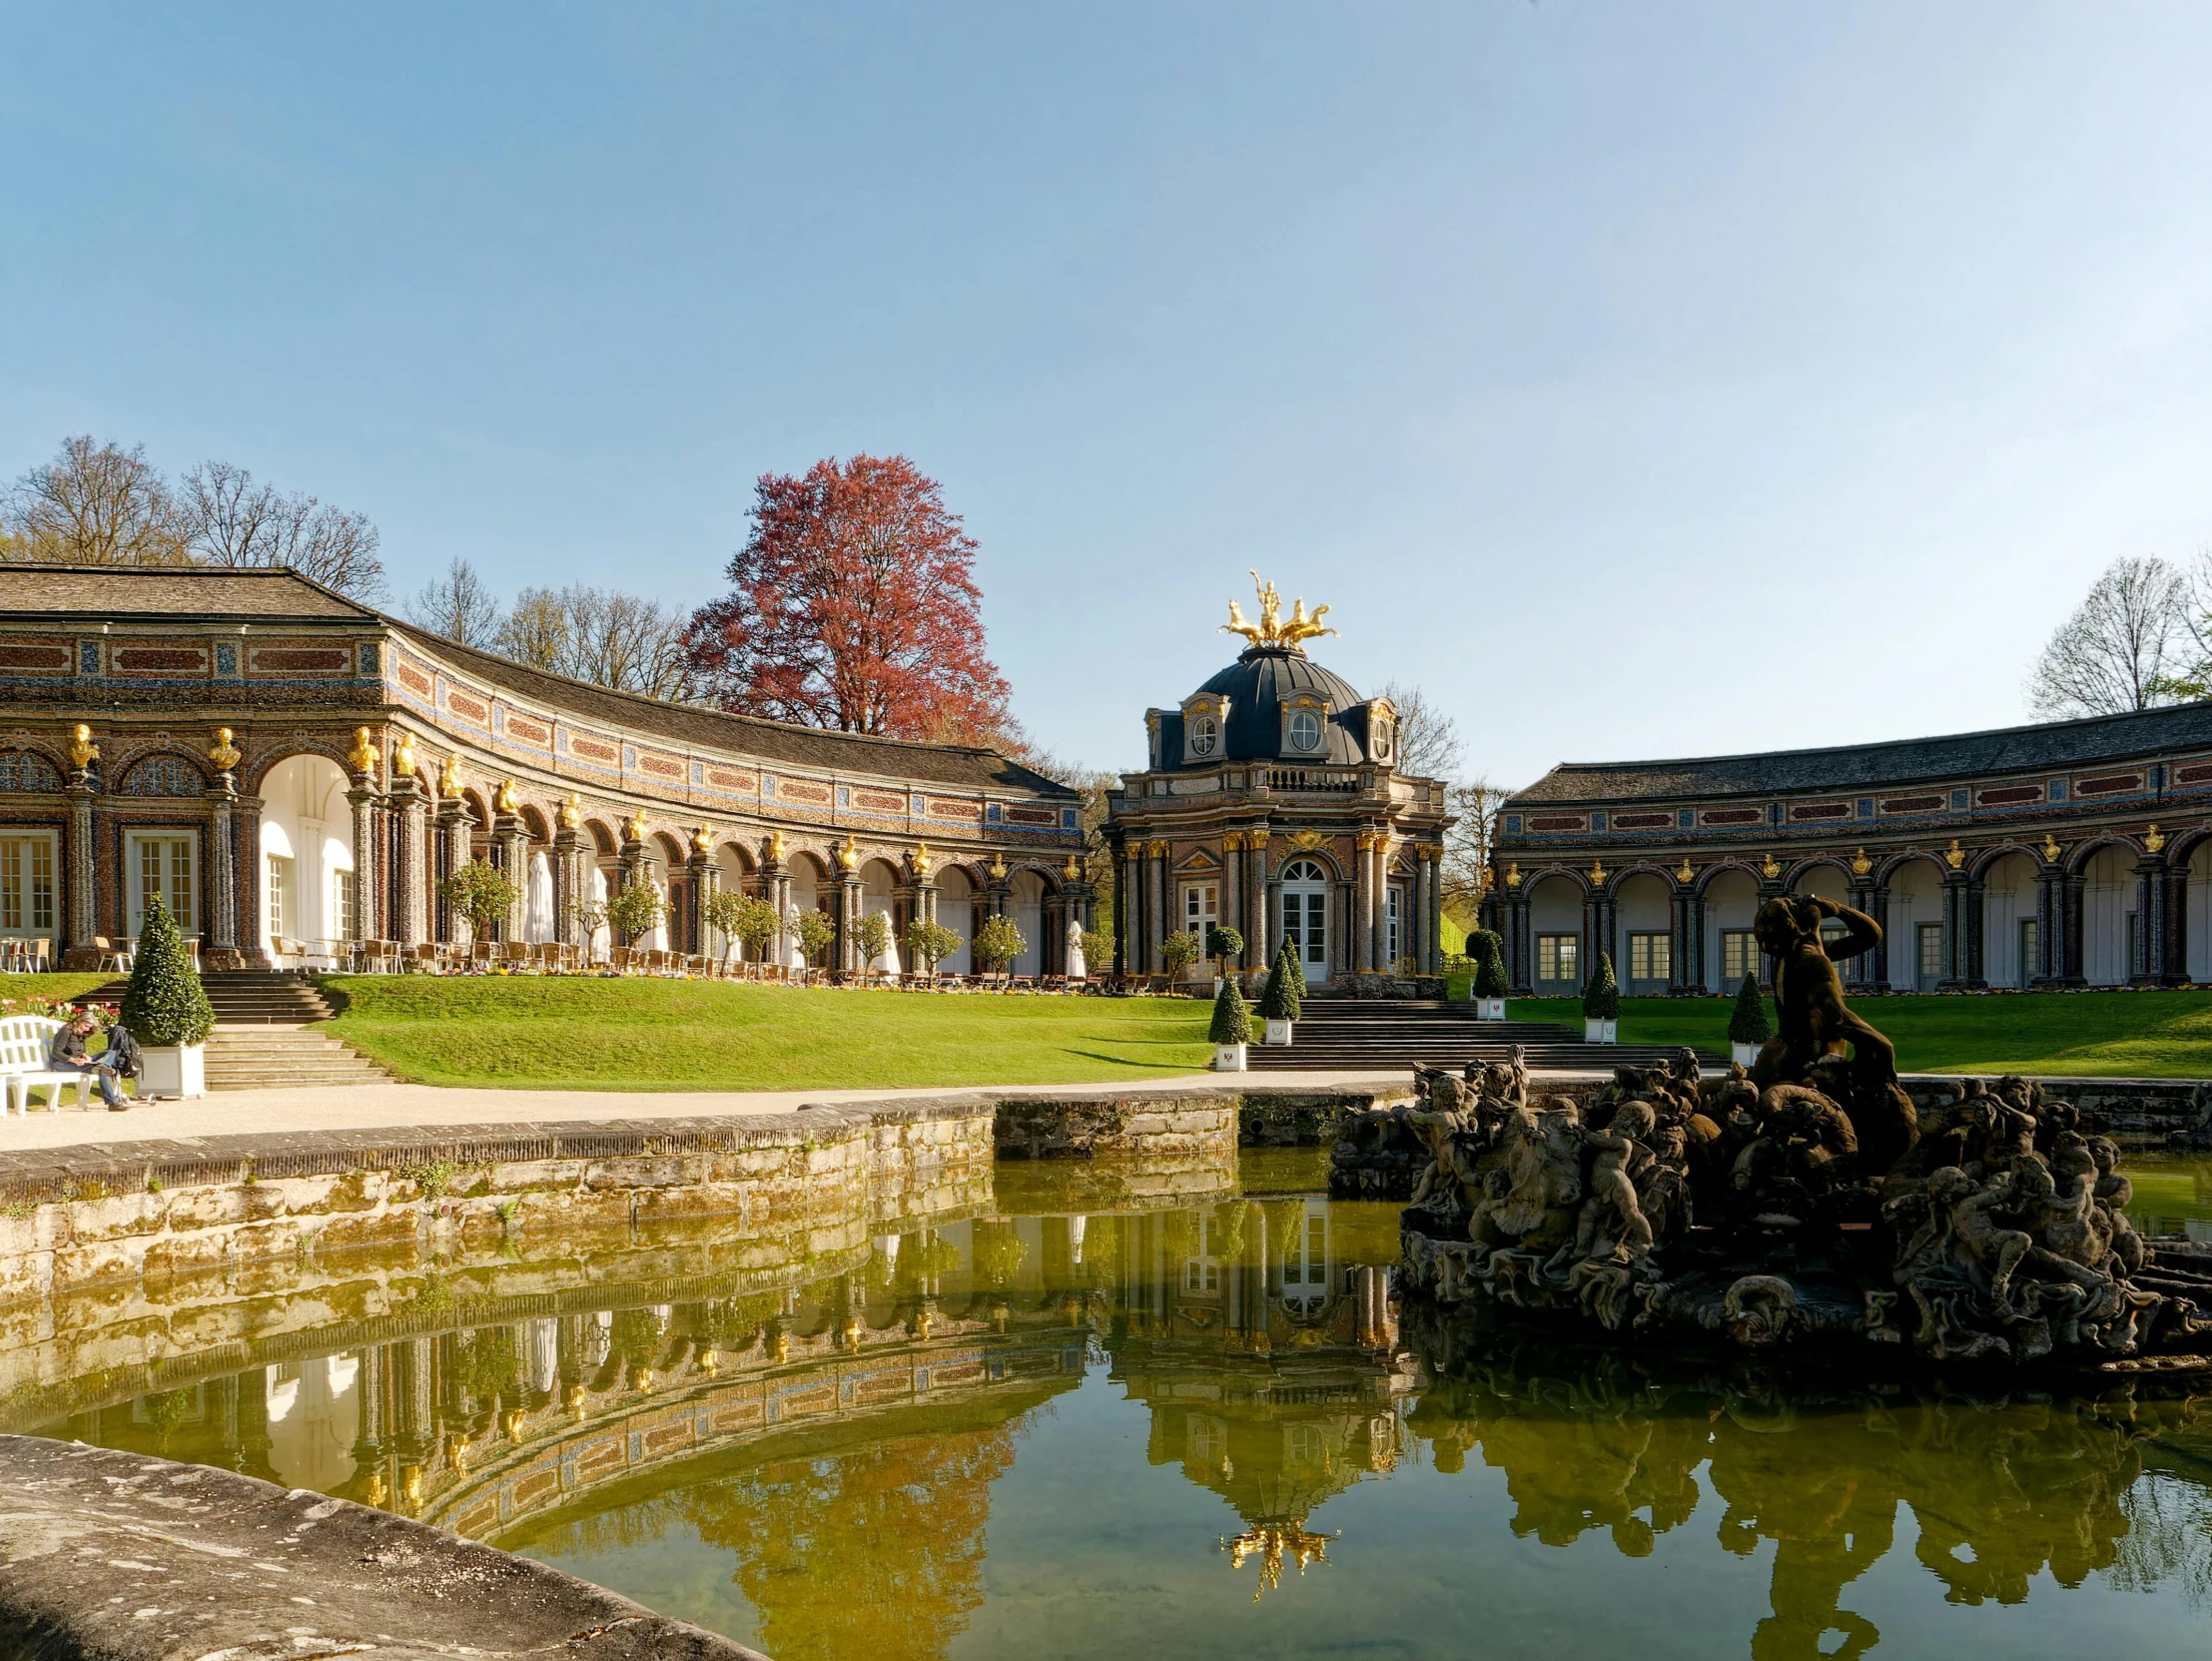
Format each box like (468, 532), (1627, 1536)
(0, 566), (1086, 973)
(1488, 703), (2212, 996)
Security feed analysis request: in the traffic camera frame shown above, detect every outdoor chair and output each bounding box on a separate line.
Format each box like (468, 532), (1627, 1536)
(25, 937), (49, 973)
(87, 936), (131, 975)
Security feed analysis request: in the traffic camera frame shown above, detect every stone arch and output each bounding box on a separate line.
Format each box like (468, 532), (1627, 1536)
(1967, 839), (2047, 882)
(240, 738), (353, 795)
(257, 751), (356, 953)
(116, 749), (211, 799)
(1007, 863), (1052, 976)
(858, 857), (904, 974)
(1691, 857), (1763, 900)
(2079, 840), (2139, 985)
(1612, 869), (1672, 994)
(2065, 833), (2144, 879)
(1980, 848), (2041, 989)
(1883, 853), (1949, 990)
(1701, 864), (1762, 992)
(1525, 869), (1586, 994)
(935, 861), (978, 975)
(0, 745), (66, 793)
(1784, 855), (1852, 891)
(582, 817), (620, 857)
(1519, 862), (1592, 901)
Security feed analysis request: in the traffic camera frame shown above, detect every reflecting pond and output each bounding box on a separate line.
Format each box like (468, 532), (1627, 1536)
(17, 1150), (2212, 1661)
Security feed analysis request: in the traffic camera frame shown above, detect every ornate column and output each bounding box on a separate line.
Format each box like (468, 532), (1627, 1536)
(689, 829), (716, 963)
(1938, 847), (1984, 989)
(435, 795), (474, 944)
(1249, 830), (1272, 964)
(550, 803), (579, 951)
(200, 730), (243, 968)
(1503, 869), (1531, 994)
(762, 835), (790, 967)
(2134, 833), (2182, 985)
(616, 816), (650, 949)
(1583, 864), (1615, 986)
(1352, 831), (1375, 973)
(1844, 862), (1878, 991)
(1111, 839), (1131, 979)
(1667, 867), (1699, 996)
(1151, 840), (1171, 972)
(836, 837), (864, 977)
(1756, 858), (1785, 987)
(1413, 844), (1433, 974)
(388, 772), (429, 949)
(345, 727), (382, 946)
(63, 723), (98, 964)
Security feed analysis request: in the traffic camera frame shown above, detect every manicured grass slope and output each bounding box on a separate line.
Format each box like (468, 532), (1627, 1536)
(324, 976), (1213, 1091)
(1512, 991), (2212, 1078)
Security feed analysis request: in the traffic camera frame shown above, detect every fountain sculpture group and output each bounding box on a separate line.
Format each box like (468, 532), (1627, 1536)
(1384, 893), (2212, 1365)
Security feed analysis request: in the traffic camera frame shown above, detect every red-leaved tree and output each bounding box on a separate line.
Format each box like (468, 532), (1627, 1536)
(685, 454), (1013, 740)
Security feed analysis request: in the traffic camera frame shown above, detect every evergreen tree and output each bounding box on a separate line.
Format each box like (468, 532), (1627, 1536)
(1581, 950), (1620, 1021)
(120, 896), (215, 1046)
(1281, 932), (1308, 1001)
(1257, 937), (1303, 1021)
(1728, 972), (1774, 1044)
(1209, 975), (1251, 1046)
(1470, 929), (1509, 999)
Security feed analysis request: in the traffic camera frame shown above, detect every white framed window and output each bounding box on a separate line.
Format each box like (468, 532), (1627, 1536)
(1537, 933), (1579, 987)
(1722, 930), (1760, 985)
(1629, 931), (1671, 984)
(1371, 715), (1394, 762)
(1386, 888), (1401, 965)
(1182, 882), (1218, 938)
(1918, 923), (1945, 986)
(0, 833), (56, 936)
(1280, 1202), (1330, 1313)
(1184, 1214), (1222, 1292)
(333, 869), (358, 942)
(129, 831), (198, 937)
(1187, 713), (1218, 757)
(1287, 709), (1322, 751)
(267, 854), (295, 943)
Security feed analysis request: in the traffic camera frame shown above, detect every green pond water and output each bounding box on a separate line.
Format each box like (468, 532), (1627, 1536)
(21, 1149), (2212, 1661)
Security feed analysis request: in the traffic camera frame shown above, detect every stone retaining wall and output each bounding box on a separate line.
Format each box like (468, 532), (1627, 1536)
(0, 1434), (765, 1661)
(1898, 1075), (2211, 1141)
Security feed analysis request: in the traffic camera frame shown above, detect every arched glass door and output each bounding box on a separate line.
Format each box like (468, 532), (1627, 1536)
(1280, 857), (1330, 985)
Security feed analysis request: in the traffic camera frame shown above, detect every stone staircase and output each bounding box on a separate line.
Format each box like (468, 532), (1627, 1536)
(1246, 994), (1724, 1074)
(87, 971), (391, 1090)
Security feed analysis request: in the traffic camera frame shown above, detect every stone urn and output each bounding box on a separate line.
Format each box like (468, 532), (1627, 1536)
(1212, 1042), (1248, 1072)
(139, 1042), (207, 1099)
(1583, 1019), (1617, 1044)
(1263, 1018), (1293, 1046)
(1475, 998), (1506, 1021)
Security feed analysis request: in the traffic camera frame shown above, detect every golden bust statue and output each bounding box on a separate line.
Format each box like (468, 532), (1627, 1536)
(912, 841), (933, 877)
(437, 751), (461, 799)
(838, 834), (859, 871)
(559, 791), (580, 831)
(208, 727), (242, 772)
(391, 730), (416, 777)
(347, 725), (380, 776)
(694, 823), (714, 854)
(626, 810), (649, 845)
(67, 723), (98, 770)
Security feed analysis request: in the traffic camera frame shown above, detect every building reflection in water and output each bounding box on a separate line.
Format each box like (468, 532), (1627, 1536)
(27, 1178), (2212, 1661)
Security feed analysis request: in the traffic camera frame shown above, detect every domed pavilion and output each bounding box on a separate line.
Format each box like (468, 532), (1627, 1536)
(1105, 576), (1453, 987)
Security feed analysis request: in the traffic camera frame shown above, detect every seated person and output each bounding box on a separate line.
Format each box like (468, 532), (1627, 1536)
(48, 1012), (126, 1111)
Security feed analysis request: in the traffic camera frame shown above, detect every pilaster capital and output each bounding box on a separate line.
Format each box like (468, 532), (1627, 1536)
(1222, 831), (1245, 852)
(1145, 839), (1169, 858)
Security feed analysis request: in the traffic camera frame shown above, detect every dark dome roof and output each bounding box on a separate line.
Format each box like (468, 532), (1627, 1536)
(1183, 644), (1369, 766)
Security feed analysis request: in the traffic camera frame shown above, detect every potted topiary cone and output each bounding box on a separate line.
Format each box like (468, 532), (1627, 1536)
(1728, 971), (1773, 1067)
(1210, 974), (1252, 1071)
(1581, 950), (1620, 1044)
(1258, 937), (1302, 1045)
(1471, 929), (1509, 1020)
(122, 896), (216, 1098)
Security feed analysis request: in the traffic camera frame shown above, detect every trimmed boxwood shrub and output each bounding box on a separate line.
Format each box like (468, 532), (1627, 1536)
(1729, 972), (1774, 1044)
(121, 896), (215, 1047)
(1258, 937), (1303, 1022)
(1470, 929), (1509, 999)
(1209, 975), (1252, 1045)
(1582, 951), (1621, 1021)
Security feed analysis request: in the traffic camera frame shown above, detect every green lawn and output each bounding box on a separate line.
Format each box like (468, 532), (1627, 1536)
(323, 976), (1214, 1091)
(1511, 991), (2212, 1078)
(0, 974), (121, 1008)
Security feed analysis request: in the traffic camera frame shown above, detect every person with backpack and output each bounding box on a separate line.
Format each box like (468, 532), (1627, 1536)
(49, 1011), (129, 1111)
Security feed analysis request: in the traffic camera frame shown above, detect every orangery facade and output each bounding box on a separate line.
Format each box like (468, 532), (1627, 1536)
(0, 565), (1087, 975)
(1488, 702), (2212, 997)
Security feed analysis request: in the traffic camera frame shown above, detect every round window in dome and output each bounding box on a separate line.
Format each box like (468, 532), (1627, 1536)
(1288, 710), (1322, 751)
(1187, 713), (1218, 757)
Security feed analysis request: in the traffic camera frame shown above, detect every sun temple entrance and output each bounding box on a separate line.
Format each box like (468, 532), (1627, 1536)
(1279, 857), (1330, 986)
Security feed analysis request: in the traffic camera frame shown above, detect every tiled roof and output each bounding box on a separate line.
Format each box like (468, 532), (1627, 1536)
(1509, 702), (2212, 807)
(0, 562), (1076, 799)
(0, 562), (376, 619)
(405, 628), (1078, 797)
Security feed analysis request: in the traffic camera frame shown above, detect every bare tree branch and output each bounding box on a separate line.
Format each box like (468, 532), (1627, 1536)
(179, 459), (386, 601)
(406, 557), (504, 649)
(2, 436), (187, 564)
(1373, 679), (1466, 781)
(2027, 555), (2191, 718)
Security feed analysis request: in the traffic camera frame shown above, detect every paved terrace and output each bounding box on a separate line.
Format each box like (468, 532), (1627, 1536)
(0, 1071), (1413, 1152)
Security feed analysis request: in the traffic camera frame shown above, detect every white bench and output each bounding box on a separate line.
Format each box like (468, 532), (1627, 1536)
(0, 1015), (101, 1114)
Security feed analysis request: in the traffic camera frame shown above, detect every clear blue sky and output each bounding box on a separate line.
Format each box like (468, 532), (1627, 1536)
(5, 3), (2210, 786)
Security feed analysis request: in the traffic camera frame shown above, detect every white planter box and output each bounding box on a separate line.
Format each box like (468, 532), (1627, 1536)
(1475, 998), (1506, 1021)
(1212, 1043), (1248, 1073)
(1264, 1018), (1293, 1046)
(139, 1042), (206, 1099)
(1731, 1042), (1761, 1068)
(1584, 1019), (1617, 1044)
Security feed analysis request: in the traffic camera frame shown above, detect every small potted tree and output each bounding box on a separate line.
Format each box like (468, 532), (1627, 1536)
(1581, 950), (1620, 1044)
(1209, 973), (1252, 1071)
(563, 895), (610, 969)
(122, 896), (215, 1099)
(1728, 971), (1772, 1067)
(906, 919), (962, 986)
(1204, 924), (1244, 992)
(795, 909), (838, 981)
(440, 859), (519, 962)
(725, 894), (782, 974)
(1257, 937), (1301, 1045)
(1470, 929), (1509, 1020)
(856, 912), (893, 981)
(603, 881), (665, 969)
(1160, 929), (1200, 988)
(973, 913), (1027, 985)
